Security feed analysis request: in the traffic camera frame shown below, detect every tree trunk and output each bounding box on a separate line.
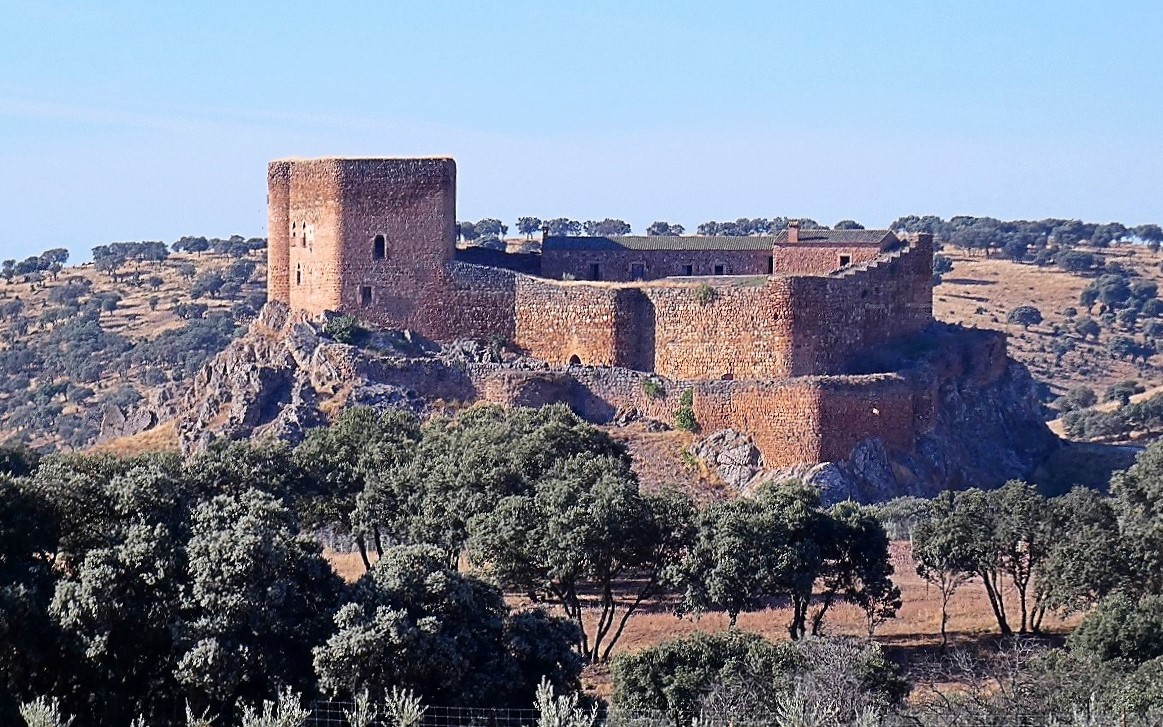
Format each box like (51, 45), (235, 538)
(356, 536), (371, 572)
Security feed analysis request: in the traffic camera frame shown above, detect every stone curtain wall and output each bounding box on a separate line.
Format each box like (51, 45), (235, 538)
(511, 279), (631, 366)
(786, 235), (935, 376)
(541, 248), (774, 282)
(771, 243), (884, 275)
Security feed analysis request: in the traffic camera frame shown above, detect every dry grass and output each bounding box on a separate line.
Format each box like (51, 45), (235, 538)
(324, 540), (1079, 699)
(934, 245), (1163, 398)
(86, 420), (180, 456)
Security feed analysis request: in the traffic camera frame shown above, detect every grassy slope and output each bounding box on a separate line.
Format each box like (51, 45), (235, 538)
(0, 251), (265, 450)
(934, 244), (1163, 398)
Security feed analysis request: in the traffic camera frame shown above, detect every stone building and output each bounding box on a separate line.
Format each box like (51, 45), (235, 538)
(267, 156), (945, 470)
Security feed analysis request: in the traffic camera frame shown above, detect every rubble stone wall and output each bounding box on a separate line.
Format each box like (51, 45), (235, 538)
(772, 243), (884, 275)
(541, 248), (775, 282)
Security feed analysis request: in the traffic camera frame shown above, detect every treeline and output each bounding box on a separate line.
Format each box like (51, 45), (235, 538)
(0, 405), (903, 724)
(7, 411), (1163, 723)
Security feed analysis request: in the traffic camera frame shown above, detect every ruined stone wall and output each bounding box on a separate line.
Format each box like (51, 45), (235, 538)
(787, 235), (934, 375)
(541, 248), (774, 282)
(511, 279), (631, 366)
(771, 243), (883, 275)
(267, 162), (292, 304)
(641, 280), (795, 379)
(284, 160), (344, 313)
(815, 377), (918, 461)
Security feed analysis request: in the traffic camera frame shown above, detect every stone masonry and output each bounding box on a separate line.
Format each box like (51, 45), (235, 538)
(267, 156), (942, 469)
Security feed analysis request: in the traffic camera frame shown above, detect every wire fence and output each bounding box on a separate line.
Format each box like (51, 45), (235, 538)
(302, 703), (702, 727)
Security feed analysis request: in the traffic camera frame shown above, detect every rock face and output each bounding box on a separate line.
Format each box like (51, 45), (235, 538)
(759, 358), (1060, 503)
(173, 303), (424, 453)
(689, 430), (766, 489)
(140, 302), (1058, 499)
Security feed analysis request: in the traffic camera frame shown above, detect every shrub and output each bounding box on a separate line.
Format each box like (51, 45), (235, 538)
(674, 388), (697, 432)
(641, 378), (665, 400)
(1056, 385), (1097, 413)
(1071, 594), (1163, 664)
(1105, 380), (1145, 406)
(692, 283), (716, 305)
(1007, 305), (1043, 329)
(323, 315), (367, 345)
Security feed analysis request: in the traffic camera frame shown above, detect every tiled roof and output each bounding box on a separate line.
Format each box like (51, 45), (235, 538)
(543, 230), (898, 252)
(771, 229), (898, 246)
(543, 235), (780, 252)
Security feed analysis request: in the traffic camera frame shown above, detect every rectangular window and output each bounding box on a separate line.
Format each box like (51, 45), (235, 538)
(373, 235), (386, 260)
(360, 286), (372, 306)
(713, 264), (725, 275)
(589, 263), (601, 281)
(630, 263), (645, 280)
(682, 264), (694, 276)
(839, 254), (852, 267)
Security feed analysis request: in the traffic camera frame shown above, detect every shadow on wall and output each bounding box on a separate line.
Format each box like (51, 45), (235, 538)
(623, 288), (656, 372)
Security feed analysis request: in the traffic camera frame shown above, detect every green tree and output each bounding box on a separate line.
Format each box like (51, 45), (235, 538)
(312, 545), (581, 707)
(1105, 379), (1145, 406)
(646, 221), (685, 236)
(1110, 442), (1163, 594)
(467, 453), (693, 663)
(1074, 316), (1101, 340)
(293, 407), (420, 570)
(0, 476), (60, 719)
(1007, 305), (1043, 330)
(175, 490), (342, 714)
(912, 494), (977, 649)
(991, 481), (1052, 633)
(516, 217), (543, 239)
(1070, 594), (1163, 664)
(1038, 487), (1129, 616)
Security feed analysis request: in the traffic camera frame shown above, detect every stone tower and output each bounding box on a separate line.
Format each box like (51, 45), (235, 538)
(266, 157), (457, 327)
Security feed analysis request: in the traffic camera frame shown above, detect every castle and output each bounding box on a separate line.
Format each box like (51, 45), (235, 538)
(267, 157), (950, 471)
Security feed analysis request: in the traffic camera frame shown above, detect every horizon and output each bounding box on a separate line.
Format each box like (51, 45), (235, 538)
(2, 1), (1161, 262)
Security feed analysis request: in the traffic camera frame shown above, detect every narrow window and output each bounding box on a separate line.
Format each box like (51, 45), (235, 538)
(589, 263), (601, 281)
(714, 264), (725, 275)
(360, 285), (372, 306)
(630, 262), (645, 280)
(682, 264), (694, 276)
(373, 234), (386, 260)
(295, 264), (302, 285)
(839, 254), (852, 267)
(767, 256), (774, 274)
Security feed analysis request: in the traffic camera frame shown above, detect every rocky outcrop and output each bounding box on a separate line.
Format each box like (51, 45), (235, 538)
(759, 353), (1060, 503)
(142, 303), (1058, 499)
(689, 429), (766, 489)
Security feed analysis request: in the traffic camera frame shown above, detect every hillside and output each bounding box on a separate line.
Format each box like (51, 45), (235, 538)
(0, 241), (266, 450)
(934, 244), (1163, 398)
(6, 237), (1163, 454)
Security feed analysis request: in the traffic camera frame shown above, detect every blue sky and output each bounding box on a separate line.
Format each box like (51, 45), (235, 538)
(1, 1), (1161, 261)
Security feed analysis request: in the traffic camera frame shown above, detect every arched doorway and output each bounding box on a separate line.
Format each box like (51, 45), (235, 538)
(568, 354), (582, 366)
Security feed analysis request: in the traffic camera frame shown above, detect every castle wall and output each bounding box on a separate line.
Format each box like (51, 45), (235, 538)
(786, 235), (934, 375)
(285, 160), (344, 313)
(641, 281), (795, 379)
(772, 243), (883, 275)
(511, 279), (631, 366)
(267, 162), (292, 304)
(541, 248), (774, 282)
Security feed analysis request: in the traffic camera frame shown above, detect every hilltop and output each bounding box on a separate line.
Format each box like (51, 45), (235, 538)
(5, 235), (1163, 459)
